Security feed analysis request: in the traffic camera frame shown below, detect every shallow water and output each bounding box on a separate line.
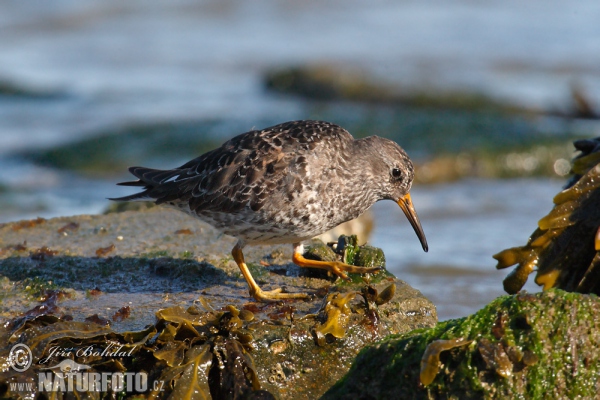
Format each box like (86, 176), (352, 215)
(1, 0), (599, 155)
(373, 178), (563, 320)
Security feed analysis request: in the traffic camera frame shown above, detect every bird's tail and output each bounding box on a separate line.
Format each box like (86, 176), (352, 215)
(108, 166), (184, 202)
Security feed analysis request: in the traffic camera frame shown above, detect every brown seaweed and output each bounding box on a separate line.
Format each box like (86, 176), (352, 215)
(494, 137), (600, 294)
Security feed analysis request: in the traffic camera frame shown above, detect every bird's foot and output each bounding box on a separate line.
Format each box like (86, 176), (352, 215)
(292, 251), (381, 281)
(327, 262), (382, 281)
(232, 244), (310, 303)
(250, 287), (309, 302)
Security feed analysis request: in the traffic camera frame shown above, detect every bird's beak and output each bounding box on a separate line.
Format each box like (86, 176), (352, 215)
(397, 193), (428, 252)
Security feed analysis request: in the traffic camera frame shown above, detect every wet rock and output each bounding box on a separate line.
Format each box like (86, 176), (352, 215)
(324, 290), (600, 399)
(264, 65), (522, 113)
(0, 79), (67, 99)
(265, 65), (599, 122)
(262, 65), (583, 183)
(19, 120), (262, 176)
(15, 70), (580, 187)
(0, 208), (436, 398)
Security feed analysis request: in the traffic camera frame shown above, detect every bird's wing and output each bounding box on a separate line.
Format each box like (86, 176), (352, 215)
(111, 120), (351, 213)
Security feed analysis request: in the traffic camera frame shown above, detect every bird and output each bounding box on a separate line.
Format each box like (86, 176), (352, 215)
(110, 120), (428, 302)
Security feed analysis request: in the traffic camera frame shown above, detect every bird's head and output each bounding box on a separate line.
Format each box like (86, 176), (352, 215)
(359, 136), (428, 252)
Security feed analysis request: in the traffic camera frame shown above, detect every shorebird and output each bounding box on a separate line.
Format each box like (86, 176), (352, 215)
(110, 120), (428, 301)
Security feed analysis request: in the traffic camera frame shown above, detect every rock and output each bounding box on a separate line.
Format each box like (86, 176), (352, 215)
(324, 290), (600, 399)
(0, 78), (66, 99)
(18, 105), (575, 185)
(21, 120), (227, 175)
(264, 65), (523, 113)
(0, 208), (436, 399)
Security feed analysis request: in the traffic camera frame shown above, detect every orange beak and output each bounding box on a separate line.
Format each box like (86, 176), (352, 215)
(397, 193), (428, 252)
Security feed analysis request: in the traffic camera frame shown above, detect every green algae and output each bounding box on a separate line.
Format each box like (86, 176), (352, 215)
(353, 245), (385, 270)
(141, 250), (170, 258)
(324, 290), (600, 399)
(104, 200), (156, 214)
(303, 236), (391, 285)
(18, 277), (61, 300)
(179, 250), (194, 260)
(0, 255), (225, 296)
(305, 235), (386, 271)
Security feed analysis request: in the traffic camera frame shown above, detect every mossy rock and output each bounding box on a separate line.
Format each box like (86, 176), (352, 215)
(20, 120), (234, 175)
(264, 65), (525, 114)
(324, 290), (600, 399)
(0, 79), (66, 99)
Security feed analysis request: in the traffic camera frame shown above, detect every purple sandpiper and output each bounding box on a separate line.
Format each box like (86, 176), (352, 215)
(110, 120), (428, 302)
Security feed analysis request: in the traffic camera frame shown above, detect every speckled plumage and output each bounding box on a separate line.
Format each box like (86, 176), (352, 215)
(111, 120), (427, 301)
(115, 120), (406, 242)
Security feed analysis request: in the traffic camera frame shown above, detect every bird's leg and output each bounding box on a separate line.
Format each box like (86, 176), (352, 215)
(232, 242), (309, 302)
(292, 243), (381, 280)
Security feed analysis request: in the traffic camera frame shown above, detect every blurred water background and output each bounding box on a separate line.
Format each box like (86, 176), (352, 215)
(1, 0), (599, 320)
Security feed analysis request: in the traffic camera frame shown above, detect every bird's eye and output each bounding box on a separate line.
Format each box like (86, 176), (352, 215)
(392, 168), (402, 179)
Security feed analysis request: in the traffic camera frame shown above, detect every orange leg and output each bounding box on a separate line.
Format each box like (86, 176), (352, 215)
(292, 243), (381, 280)
(232, 243), (308, 302)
